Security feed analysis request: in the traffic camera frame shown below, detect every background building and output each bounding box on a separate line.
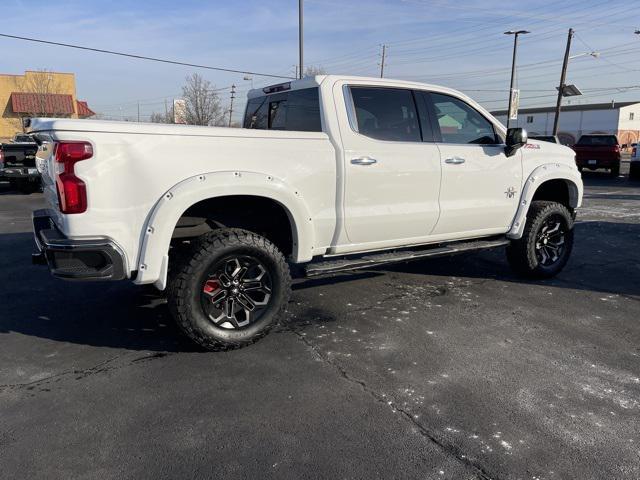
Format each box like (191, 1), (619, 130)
(0, 70), (94, 142)
(491, 101), (640, 146)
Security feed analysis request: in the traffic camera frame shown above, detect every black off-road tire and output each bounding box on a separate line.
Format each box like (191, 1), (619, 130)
(168, 228), (291, 351)
(506, 200), (574, 279)
(629, 163), (640, 180)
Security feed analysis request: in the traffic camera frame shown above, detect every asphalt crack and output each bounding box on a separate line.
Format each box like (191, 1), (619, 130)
(288, 326), (497, 480)
(0, 351), (176, 393)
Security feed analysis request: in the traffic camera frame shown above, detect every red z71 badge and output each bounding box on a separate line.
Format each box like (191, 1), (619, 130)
(524, 144), (541, 149)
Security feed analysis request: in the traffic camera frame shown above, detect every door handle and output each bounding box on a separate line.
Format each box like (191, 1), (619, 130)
(445, 156), (466, 165)
(351, 156), (378, 166)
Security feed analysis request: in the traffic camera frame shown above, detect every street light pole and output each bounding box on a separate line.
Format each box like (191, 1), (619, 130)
(298, 0), (304, 79)
(228, 84), (236, 128)
(553, 28), (574, 136)
(504, 30), (530, 130)
(380, 44), (387, 78)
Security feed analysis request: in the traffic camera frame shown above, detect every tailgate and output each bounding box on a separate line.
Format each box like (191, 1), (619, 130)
(35, 136), (59, 208)
(574, 146), (618, 161)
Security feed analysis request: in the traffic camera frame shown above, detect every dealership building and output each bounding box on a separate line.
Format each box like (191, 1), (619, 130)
(0, 70), (94, 142)
(491, 101), (640, 146)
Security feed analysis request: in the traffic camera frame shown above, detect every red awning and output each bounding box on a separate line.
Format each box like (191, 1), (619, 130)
(11, 92), (75, 115)
(76, 100), (95, 118)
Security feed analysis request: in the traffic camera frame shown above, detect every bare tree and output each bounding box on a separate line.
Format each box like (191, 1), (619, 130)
(181, 73), (224, 126)
(24, 70), (68, 118)
(304, 65), (327, 77)
(149, 110), (174, 124)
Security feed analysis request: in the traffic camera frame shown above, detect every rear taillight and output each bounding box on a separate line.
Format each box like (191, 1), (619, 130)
(633, 147), (637, 157)
(54, 141), (93, 214)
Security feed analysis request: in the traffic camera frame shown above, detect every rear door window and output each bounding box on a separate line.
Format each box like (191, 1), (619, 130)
(244, 88), (322, 132)
(349, 87), (421, 142)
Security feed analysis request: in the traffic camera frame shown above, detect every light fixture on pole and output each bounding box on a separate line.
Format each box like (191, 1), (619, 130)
(569, 51), (599, 60)
(504, 30), (530, 129)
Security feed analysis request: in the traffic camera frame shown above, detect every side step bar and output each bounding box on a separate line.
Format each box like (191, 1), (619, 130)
(304, 237), (510, 277)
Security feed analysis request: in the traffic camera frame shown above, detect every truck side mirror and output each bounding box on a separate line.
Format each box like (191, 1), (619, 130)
(505, 128), (527, 157)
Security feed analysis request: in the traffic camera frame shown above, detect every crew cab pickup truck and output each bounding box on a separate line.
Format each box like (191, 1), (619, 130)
(572, 134), (621, 177)
(29, 75), (583, 351)
(1, 134), (40, 192)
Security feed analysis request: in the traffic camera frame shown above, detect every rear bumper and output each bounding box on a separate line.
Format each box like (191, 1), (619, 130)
(32, 209), (127, 281)
(575, 156), (620, 169)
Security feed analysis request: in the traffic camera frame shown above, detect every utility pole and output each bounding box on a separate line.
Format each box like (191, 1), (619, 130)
(380, 44), (387, 78)
(298, 0), (304, 79)
(553, 28), (574, 136)
(504, 30), (529, 129)
(228, 84), (236, 128)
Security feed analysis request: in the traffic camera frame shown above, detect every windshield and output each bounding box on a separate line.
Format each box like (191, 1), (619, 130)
(577, 135), (617, 146)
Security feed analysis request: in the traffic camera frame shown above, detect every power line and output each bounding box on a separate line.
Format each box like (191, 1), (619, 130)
(0, 33), (295, 80)
(307, 0), (607, 74)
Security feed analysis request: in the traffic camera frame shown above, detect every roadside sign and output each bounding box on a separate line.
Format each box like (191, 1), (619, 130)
(509, 88), (520, 120)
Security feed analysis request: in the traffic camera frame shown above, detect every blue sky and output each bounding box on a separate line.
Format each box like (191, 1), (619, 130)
(1, 0), (639, 122)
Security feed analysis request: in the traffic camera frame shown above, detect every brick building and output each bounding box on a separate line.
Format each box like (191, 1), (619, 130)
(0, 70), (94, 141)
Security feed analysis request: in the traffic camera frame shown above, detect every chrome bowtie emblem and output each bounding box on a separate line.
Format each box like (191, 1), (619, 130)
(505, 187), (517, 198)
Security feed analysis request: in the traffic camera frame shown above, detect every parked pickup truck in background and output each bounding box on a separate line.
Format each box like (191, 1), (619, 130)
(572, 134), (621, 177)
(0, 134), (40, 192)
(28, 75), (583, 351)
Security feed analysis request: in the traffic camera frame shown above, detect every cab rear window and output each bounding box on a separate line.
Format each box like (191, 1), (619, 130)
(243, 88), (322, 132)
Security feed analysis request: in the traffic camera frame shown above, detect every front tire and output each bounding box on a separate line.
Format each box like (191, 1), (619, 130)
(507, 201), (574, 279)
(168, 228), (291, 351)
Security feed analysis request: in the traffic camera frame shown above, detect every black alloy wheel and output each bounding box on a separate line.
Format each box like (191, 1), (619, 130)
(200, 255), (273, 330)
(534, 215), (566, 267)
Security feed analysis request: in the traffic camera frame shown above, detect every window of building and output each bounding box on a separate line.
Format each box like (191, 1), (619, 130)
(428, 93), (497, 145)
(243, 87), (322, 132)
(630, 112), (635, 121)
(349, 87), (421, 142)
(526, 116), (534, 124)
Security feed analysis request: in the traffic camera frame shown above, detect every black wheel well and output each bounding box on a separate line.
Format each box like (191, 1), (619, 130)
(531, 179), (574, 210)
(171, 195), (295, 257)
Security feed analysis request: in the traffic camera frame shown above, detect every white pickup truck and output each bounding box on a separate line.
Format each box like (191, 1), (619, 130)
(29, 75), (583, 350)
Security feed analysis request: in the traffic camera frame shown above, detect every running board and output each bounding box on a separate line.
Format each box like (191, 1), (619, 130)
(304, 237), (510, 277)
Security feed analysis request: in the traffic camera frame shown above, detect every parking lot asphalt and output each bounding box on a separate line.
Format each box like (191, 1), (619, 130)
(1, 166), (639, 480)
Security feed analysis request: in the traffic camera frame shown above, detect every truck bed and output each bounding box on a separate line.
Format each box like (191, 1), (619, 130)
(28, 118), (338, 275)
